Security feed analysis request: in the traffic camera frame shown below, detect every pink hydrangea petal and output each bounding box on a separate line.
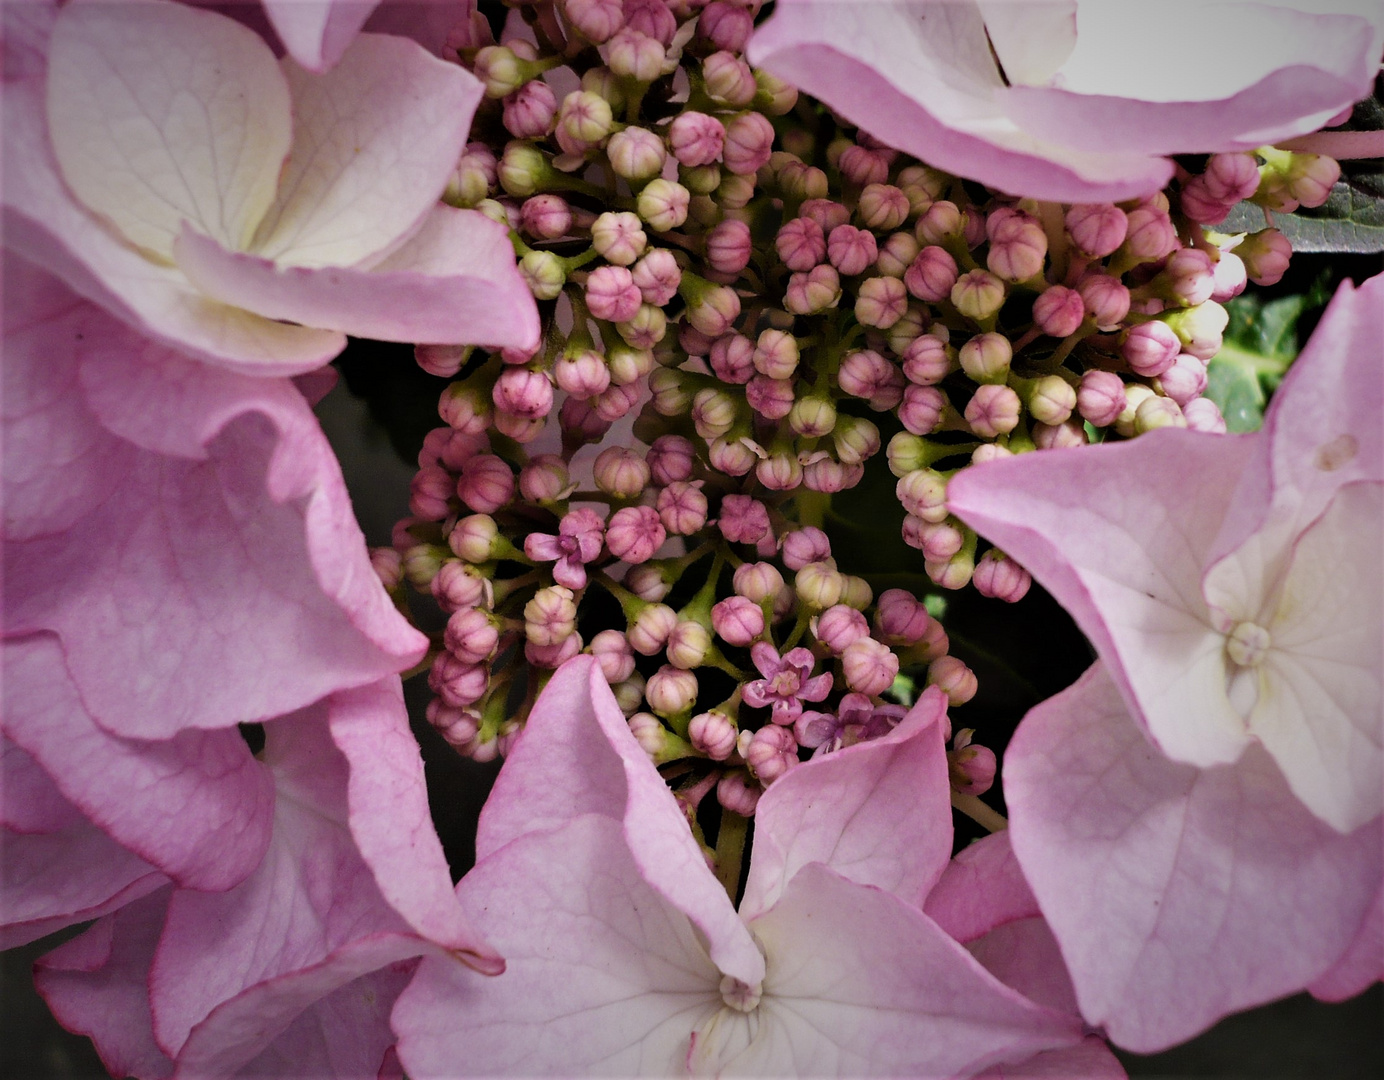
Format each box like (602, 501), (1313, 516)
(948, 430), (1259, 768)
(523, 533), (564, 562)
(551, 556), (588, 590)
(975, 1036), (1127, 1080)
(749, 639), (783, 679)
(733, 863), (1084, 1077)
(2, 78), (344, 374)
(3, 271), (425, 738)
(742, 686), (951, 919)
(924, 830), (1042, 945)
(748, 1), (1173, 202)
(476, 656), (764, 987)
(3, 635), (274, 892)
(1005, 661), (1381, 1052)
(395, 814), (722, 1078)
(261, 0), (380, 72)
(965, 917), (1079, 1017)
(251, 35), (481, 270)
(1310, 880), (1383, 1003)
(176, 208), (539, 350)
(2, 0), (55, 82)
(975, 0), (1075, 87)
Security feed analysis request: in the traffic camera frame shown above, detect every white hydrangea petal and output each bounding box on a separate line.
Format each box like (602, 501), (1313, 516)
(45, 0), (291, 261)
(977, 0), (1076, 87)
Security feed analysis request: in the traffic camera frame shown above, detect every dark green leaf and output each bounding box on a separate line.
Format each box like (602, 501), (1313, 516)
(1205, 287), (1327, 431)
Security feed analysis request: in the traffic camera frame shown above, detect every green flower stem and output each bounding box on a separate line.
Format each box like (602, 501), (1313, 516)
(952, 792), (1008, 833)
(714, 810), (750, 901)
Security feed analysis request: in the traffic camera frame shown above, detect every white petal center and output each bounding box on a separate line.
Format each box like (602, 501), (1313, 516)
(1225, 621), (1272, 668)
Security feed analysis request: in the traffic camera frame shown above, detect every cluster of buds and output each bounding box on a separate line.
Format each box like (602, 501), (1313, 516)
(386, 0), (1307, 807)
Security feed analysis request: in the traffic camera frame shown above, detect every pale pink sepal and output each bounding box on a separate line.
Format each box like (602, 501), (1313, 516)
(3, 635), (273, 891)
(1309, 880), (1382, 1003)
(741, 684), (952, 919)
(924, 829), (1042, 945)
(176, 208), (541, 352)
(1005, 662), (1381, 1052)
(3, 264), (426, 737)
(262, 0), (380, 71)
(476, 655), (764, 987)
(975, 1036), (1128, 1080)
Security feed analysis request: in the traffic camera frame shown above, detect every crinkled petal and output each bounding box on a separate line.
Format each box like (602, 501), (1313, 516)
(3, 635), (274, 891)
(251, 34), (481, 269)
(742, 686), (951, 919)
(394, 814), (721, 1079)
(262, 0), (380, 72)
(725, 863), (1084, 1077)
(45, 0), (291, 260)
(924, 830), (1042, 945)
(749, 640), (782, 679)
(3, 79), (344, 374)
(3, 270), (425, 737)
(475, 656), (764, 987)
(948, 430), (1258, 767)
(1005, 661), (1381, 1052)
(149, 689), (483, 1065)
(748, 0), (1173, 202)
(176, 208), (540, 349)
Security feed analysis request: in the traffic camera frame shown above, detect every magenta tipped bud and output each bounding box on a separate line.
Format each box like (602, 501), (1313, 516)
(1121, 320), (1181, 377)
(855, 275), (908, 329)
(503, 79), (558, 139)
(689, 710), (738, 761)
(607, 126), (667, 182)
(964, 384), (1022, 438)
(827, 225), (878, 277)
(838, 349), (905, 411)
(606, 505), (666, 563)
(590, 628), (637, 684)
(718, 494), (771, 546)
(637, 178), (690, 232)
(631, 249), (682, 305)
(1032, 285), (1085, 338)
(703, 50), (757, 106)
(815, 604), (870, 655)
(647, 435), (696, 485)
(841, 636), (899, 696)
(973, 549), (1032, 603)
(857, 183), (909, 231)
(1238, 228), (1292, 286)
(721, 111), (775, 175)
(1064, 202), (1127, 257)
(776, 216), (827, 271)
(667, 620), (712, 669)
(706, 218), (753, 276)
(457, 454), (515, 514)
(784, 264), (842, 315)
(711, 595), (764, 646)
(985, 207), (1047, 282)
(593, 446), (651, 499)
(904, 246), (959, 302)
(745, 725), (798, 784)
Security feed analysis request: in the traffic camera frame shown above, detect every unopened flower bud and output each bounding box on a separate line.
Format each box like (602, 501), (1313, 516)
(689, 710), (738, 760)
(638, 178), (691, 232)
(928, 655), (977, 708)
(1209, 250), (1247, 303)
(703, 50), (757, 106)
(1121, 320), (1181, 377)
(617, 302), (667, 349)
(1134, 395), (1187, 433)
(1155, 353), (1208, 407)
(1160, 248), (1216, 307)
(667, 110), (725, 168)
(525, 585), (577, 647)
(590, 628), (636, 683)
(564, 0), (624, 42)
(498, 142), (551, 197)
(624, 254), (678, 310)
(707, 434), (756, 475)
(857, 183), (909, 231)
(985, 207), (1047, 282)
(1238, 229), (1292, 286)
(591, 211), (648, 265)
(1032, 285), (1085, 338)
(429, 653), (489, 708)
(855, 275), (908, 329)
(927, 548), (975, 590)
(838, 349), (904, 411)
(444, 606), (499, 664)
(965, 384), (1022, 438)
(1059, 203), (1124, 258)
(699, 0), (753, 51)
(665, 620), (711, 670)
(717, 770), (762, 814)
(837, 143), (890, 186)
(876, 231), (920, 279)
(776, 216), (826, 271)
(896, 384), (945, 436)
(504, 79), (558, 139)
(1032, 419), (1087, 449)
(1284, 153), (1340, 208)
(746, 724), (798, 784)
(1072, 371), (1124, 429)
(606, 26), (665, 81)
(519, 250), (565, 300)
(705, 218), (752, 276)
(520, 194), (572, 240)
(898, 334), (949, 387)
(646, 435), (696, 486)
(606, 505), (666, 563)
(625, 712), (669, 760)
(796, 561), (845, 609)
(972, 549), (1032, 603)
(1074, 273), (1128, 330)
(812, 604), (867, 655)
(916, 200), (962, 245)
(410, 465), (454, 521)
(445, 144), (498, 207)
(716, 493), (768, 545)
(904, 246), (959, 302)
(474, 45), (527, 98)
(653, 480), (706, 536)
(593, 446), (651, 499)
(625, 0), (676, 43)
(753, 67), (798, 114)
(1162, 301), (1228, 361)
(612, 672), (646, 716)
(874, 588), (935, 647)
(722, 111), (775, 175)
(1113, 383), (1158, 437)
(582, 264), (640, 323)
(781, 264), (838, 315)
(711, 595), (764, 646)
(457, 454), (515, 514)
(1123, 204), (1176, 261)
(1183, 397), (1227, 434)
(607, 126), (667, 183)
(756, 448), (803, 491)
(446, 513), (496, 563)
(841, 636), (899, 696)
(646, 664), (699, 717)
(1029, 375), (1078, 426)
(628, 603), (678, 655)
(827, 225), (878, 277)
(958, 332), (1012, 384)
(681, 278), (742, 336)
(951, 269), (1006, 321)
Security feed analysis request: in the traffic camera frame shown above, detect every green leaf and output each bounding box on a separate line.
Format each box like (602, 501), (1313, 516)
(1205, 289), (1325, 431)
(1221, 167), (1384, 254)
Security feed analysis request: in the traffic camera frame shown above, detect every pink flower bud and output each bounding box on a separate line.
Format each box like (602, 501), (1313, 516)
(707, 434), (756, 476)
(1183, 396), (1227, 434)
(1134, 395), (1187, 433)
(951, 269), (1006, 321)
(779, 532), (826, 581)
(705, 332), (753, 384)
(474, 45), (526, 98)
(607, 126), (667, 183)
(965, 384), (1022, 438)
(565, 0), (624, 43)
(447, 513), (497, 563)
(591, 628), (637, 683)
(1156, 353), (1208, 407)
(904, 246), (958, 302)
(1064, 203), (1127, 257)
(698, 0), (753, 52)
(410, 465), (454, 520)
(1124, 205), (1176, 261)
(756, 449), (803, 491)
(895, 469), (948, 523)
(616, 303), (667, 349)
(814, 604), (869, 655)
(1032, 285), (1085, 338)
(637, 178), (690, 232)
(415, 343), (467, 378)
(745, 329), (797, 382)
(457, 454), (515, 514)
(519, 194), (572, 239)
(711, 595), (764, 646)
(524, 585), (577, 647)
(717, 770), (761, 814)
(612, 672), (647, 715)
(591, 210), (648, 265)
(721, 111), (775, 175)
(689, 710), (738, 760)
(985, 207), (1047, 282)
(855, 275), (908, 329)
(972, 549), (1032, 604)
(915, 200), (962, 246)
(877, 231), (920, 278)
(627, 711), (669, 759)
(656, 480), (709, 536)
(590, 379), (639, 422)
(705, 218), (752, 276)
(795, 560), (845, 609)
(949, 740), (997, 796)
(702, 50), (757, 106)
(776, 216), (827, 271)
(668, 110), (725, 167)
(526, 631), (584, 670)
(928, 655), (977, 706)
(784, 265), (841, 315)
(504, 79), (558, 139)
(606, 505), (666, 563)
(900, 334), (950, 386)
(625, 0), (677, 44)
(745, 374), (795, 420)
(491, 366), (553, 419)
(1210, 250), (1248, 303)
(684, 281), (742, 336)
(959, 332), (1012, 384)
(827, 225), (878, 276)
(593, 446), (651, 498)
(838, 349), (905, 411)
(519, 250), (565, 301)
(647, 664), (699, 717)
(1032, 419), (1086, 449)
(444, 606), (499, 664)
(1121, 320), (1181, 377)
(1163, 301), (1228, 361)
(439, 384), (492, 435)
(801, 458), (857, 494)
(628, 250), (680, 307)
(798, 200), (848, 237)
(1076, 273), (1131, 331)
(837, 143), (890, 186)
(746, 724), (799, 784)
(643, 436), (694, 487)
(874, 589), (935, 646)
(1238, 228), (1292, 286)
(430, 559), (490, 611)
(896, 384), (945, 436)
(370, 546), (403, 592)
(429, 652), (489, 708)
(628, 603), (678, 656)
(857, 183), (910, 232)
(427, 699), (481, 751)
(1285, 153), (1339, 208)
(665, 619), (711, 670)
(913, 517), (964, 562)
(557, 89), (614, 152)
(582, 265), (640, 324)
(789, 395), (837, 438)
(552, 348), (610, 400)
(1161, 248), (1216, 307)
(1197, 152), (1260, 206)
(841, 636), (899, 696)
(733, 561), (785, 605)
(606, 26), (665, 81)
(718, 494), (770, 545)
(560, 395), (613, 444)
